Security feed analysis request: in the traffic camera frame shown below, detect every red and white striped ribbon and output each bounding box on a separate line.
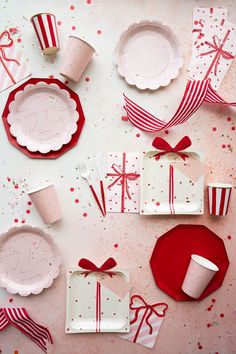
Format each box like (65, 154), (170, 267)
(123, 79), (236, 133)
(0, 308), (53, 353)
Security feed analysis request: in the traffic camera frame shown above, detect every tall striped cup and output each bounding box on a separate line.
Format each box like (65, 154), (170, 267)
(208, 183), (232, 216)
(31, 13), (59, 55)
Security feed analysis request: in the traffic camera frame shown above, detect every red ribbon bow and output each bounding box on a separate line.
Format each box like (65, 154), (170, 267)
(199, 30), (234, 79)
(107, 163), (140, 200)
(152, 136), (192, 161)
(130, 295), (168, 339)
(0, 30), (20, 84)
(78, 258), (117, 278)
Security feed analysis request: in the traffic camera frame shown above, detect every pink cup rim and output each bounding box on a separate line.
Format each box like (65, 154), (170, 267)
(27, 183), (53, 195)
(191, 254), (219, 271)
(207, 182), (233, 189)
(68, 36), (95, 52)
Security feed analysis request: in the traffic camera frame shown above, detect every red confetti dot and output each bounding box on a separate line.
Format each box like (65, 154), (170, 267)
(87, 0), (91, 3)
(114, 243), (119, 248)
(14, 218), (18, 223)
(198, 345), (203, 350)
(49, 75), (54, 79)
(220, 313), (224, 317)
(156, 202), (160, 206)
(70, 187), (75, 192)
(14, 185), (19, 189)
(227, 235), (232, 240)
(194, 20), (198, 25)
(72, 26), (76, 30)
(222, 144), (226, 149)
(7, 177), (11, 182)
(17, 38), (21, 43)
(70, 5), (75, 10)
(232, 126), (235, 131)
(97, 30), (102, 35)
(26, 209), (30, 214)
(83, 212), (87, 217)
(121, 116), (128, 121)
(212, 127), (216, 131)
(207, 323), (211, 327)
(164, 130), (169, 134)
(65, 80), (69, 84)
(227, 117), (231, 121)
(136, 133), (140, 138)
(27, 201), (32, 205)
(57, 21), (62, 26)
(9, 298), (13, 303)
(85, 77), (90, 82)
(212, 298), (216, 303)
(75, 199), (79, 203)
(21, 220), (25, 224)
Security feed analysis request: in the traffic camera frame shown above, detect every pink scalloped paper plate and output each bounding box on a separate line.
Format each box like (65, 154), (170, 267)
(0, 225), (61, 296)
(7, 80), (79, 153)
(114, 20), (183, 90)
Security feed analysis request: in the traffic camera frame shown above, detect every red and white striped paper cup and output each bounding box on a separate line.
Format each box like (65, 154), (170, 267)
(208, 183), (232, 216)
(31, 13), (59, 55)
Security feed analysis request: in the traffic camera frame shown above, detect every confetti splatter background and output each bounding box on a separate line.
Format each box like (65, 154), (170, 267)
(0, 0), (235, 353)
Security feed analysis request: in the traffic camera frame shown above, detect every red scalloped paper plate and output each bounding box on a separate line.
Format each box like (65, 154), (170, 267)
(150, 224), (229, 301)
(2, 78), (85, 159)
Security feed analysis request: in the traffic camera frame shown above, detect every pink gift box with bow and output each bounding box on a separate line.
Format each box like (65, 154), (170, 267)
(106, 152), (141, 213)
(120, 294), (168, 349)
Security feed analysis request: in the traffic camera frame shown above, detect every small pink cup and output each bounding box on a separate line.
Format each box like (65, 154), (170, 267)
(208, 183), (232, 216)
(28, 183), (61, 224)
(31, 13), (59, 55)
(60, 36), (95, 82)
(182, 254), (219, 299)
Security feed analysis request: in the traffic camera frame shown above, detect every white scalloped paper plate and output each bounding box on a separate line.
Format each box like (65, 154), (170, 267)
(0, 225), (61, 296)
(7, 81), (79, 153)
(115, 20), (183, 90)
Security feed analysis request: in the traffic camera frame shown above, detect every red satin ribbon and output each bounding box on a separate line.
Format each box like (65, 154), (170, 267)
(78, 258), (117, 333)
(130, 295), (168, 343)
(152, 136), (192, 161)
(78, 257), (117, 278)
(0, 30), (20, 84)
(199, 30), (234, 79)
(107, 153), (140, 213)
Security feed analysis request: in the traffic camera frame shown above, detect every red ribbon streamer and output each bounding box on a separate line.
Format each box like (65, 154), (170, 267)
(78, 258), (117, 333)
(152, 136), (192, 161)
(107, 153), (140, 213)
(0, 30), (20, 84)
(199, 30), (234, 79)
(0, 308), (53, 353)
(130, 295), (168, 343)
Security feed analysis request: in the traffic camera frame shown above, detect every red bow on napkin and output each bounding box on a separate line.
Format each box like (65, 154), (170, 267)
(78, 258), (117, 278)
(199, 30), (234, 79)
(130, 295), (168, 341)
(107, 163), (140, 200)
(152, 136), (192, 161)
(0, 30), (20, 84)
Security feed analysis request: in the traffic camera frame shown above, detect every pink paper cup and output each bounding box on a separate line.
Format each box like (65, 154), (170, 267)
(31, 13), (59, 55)
(28, 183), (62, 224)
(182, 255), (219, 299)
(60, 36), (95, 82)
(208, 183), (233, 216)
